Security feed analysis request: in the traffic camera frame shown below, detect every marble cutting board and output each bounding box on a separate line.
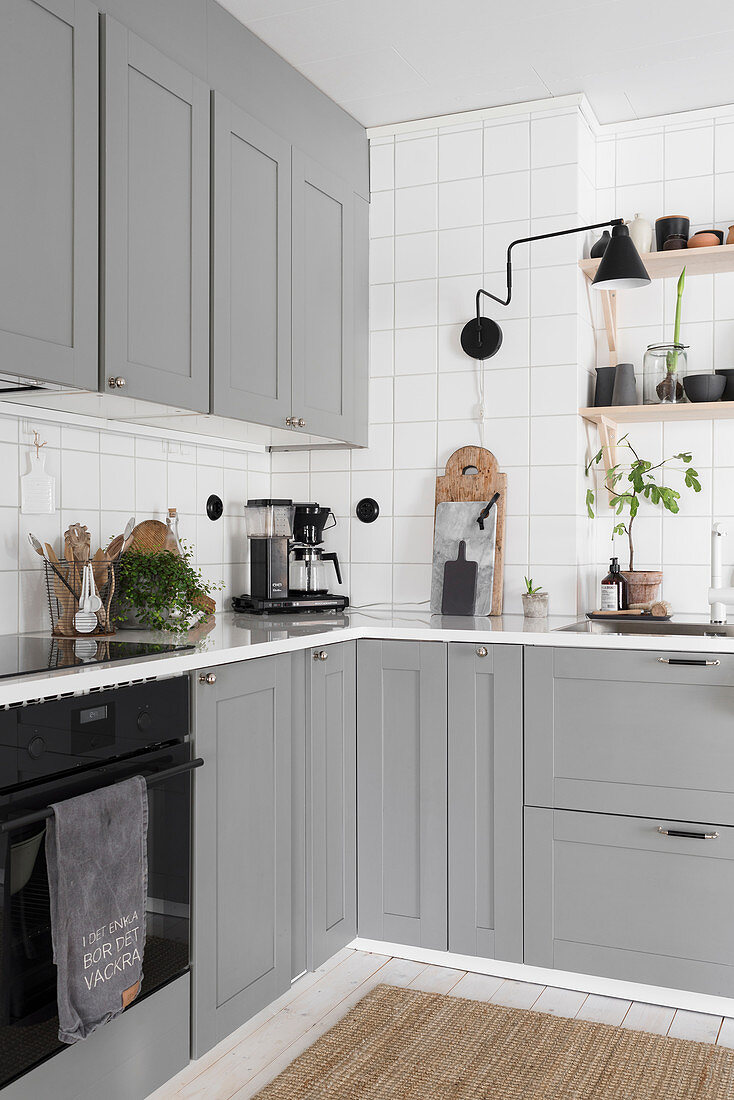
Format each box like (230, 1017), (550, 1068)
(430, 501), (497, 615)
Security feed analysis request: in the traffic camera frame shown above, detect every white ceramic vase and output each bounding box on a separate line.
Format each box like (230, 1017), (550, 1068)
(626, 213), (653, 253)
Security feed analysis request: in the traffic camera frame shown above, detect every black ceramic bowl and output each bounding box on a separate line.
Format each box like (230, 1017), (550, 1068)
(716, 368), (734, 400)
(683, 373), (726, 403)
(655, 215), (690, 251)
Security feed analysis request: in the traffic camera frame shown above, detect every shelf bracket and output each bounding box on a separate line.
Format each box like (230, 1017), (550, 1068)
(600, 290), (618, 367)
(597, 414), (618, 492)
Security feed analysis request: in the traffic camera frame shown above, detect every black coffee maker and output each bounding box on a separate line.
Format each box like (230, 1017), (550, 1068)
(232, 499), (349, 615)
(289, 503), (345, 601)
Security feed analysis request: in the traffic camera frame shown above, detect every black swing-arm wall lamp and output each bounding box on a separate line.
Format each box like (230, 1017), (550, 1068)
(460, 218), (651, 360)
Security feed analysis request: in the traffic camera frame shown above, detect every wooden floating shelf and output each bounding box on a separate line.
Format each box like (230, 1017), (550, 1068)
(580, 401), (734, 426)
(579, 243), (734, 282)
(580, 402), (734, 487)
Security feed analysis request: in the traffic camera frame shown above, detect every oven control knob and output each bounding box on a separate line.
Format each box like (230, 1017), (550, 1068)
(136, 710), (152, 732)
(27, 735), (45, 760)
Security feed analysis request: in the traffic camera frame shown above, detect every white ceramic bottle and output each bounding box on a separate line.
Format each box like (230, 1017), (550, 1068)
(626, 213), (653, 253)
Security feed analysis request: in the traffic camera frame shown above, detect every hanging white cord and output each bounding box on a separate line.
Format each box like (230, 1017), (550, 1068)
(477, 359), (487, 449)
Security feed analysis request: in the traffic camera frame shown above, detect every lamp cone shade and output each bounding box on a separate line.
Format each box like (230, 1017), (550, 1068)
(592, 223), (650, 290)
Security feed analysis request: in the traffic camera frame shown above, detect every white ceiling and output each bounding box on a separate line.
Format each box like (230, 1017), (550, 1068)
(219, 0), (734, 128)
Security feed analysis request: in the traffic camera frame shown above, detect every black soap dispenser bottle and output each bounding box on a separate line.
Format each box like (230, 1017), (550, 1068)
(600, 556), (628, 612)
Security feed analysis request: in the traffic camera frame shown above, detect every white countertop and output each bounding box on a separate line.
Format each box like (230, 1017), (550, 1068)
(2, 608), (734, 706)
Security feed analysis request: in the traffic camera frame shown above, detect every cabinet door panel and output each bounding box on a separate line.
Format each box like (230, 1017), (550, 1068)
(449, 644), (523, 962)
(104, 17), (209, 411)
(212, 93), (291, 426)
(525, 646), (734, 823)
(357, 640), (447, 950)
(291, 151), (355, 441)
(308, 642), (356, 968)
(193, 657), (291, 1057)
(525, 806), (734, 998)
(0, 0), (97, 386)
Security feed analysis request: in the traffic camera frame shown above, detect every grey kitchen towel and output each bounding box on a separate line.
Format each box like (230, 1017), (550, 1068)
(45, 776), (148, 1044)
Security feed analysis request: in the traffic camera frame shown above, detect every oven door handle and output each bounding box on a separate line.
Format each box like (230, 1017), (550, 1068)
(0, 757), (204, 834)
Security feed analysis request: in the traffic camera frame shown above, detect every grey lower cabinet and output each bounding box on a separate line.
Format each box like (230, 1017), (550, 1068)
(525, 807), (734, 999)
(357, 640), (448, 950)
(307, 642), (357, 968)
(0, 0), (98, 388)
(193, 657), (292, 1057)
(448, 644), (523, 962)
(211, 92), (292, 427)
(103, 15), (210, 412)
(291, 152), (359, 442)
(525, 646), (734, 823)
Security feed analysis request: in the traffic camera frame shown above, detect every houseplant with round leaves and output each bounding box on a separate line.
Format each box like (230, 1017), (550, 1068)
(585, 433), (701, 605)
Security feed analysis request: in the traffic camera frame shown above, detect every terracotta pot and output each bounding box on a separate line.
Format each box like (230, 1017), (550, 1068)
(688, 230), (723, 248)
(727, 225), (734, 246)
(620, 570), (663, 607)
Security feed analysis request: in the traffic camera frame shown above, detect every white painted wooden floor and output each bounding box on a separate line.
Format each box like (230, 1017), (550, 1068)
(148, 948), (734, 1100)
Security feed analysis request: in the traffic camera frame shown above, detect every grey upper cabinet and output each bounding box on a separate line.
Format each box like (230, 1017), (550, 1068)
(291, 151), (357, 442)
(448, 644), (523, 963)
(193, 657), (292, 1058)
(0, 0), (98, 388)
(525, 806), (734, 999)
(307, 642), (357, 969)
(103, 16), (210, 412)
(357, 640), (448, 950)
(212, 93), (292, 427)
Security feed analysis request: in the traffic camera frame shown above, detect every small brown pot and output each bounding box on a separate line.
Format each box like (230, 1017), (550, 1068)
(621, 570), (663, 607)
(727, 225), (734, 246)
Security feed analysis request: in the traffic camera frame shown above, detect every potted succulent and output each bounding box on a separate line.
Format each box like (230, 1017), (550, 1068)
(585, 434), (701, 605)
(116, 543), (222, 631)
(522, 577), (548, 618)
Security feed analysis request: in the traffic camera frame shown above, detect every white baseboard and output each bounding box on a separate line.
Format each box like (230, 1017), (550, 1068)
(351, 938), (734, 1019)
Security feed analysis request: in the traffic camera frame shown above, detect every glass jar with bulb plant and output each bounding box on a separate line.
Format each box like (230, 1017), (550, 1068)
(643, 267), (688, 403)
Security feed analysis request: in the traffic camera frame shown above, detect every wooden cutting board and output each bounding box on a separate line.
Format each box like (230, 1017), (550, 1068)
(435, 446), (506, 616)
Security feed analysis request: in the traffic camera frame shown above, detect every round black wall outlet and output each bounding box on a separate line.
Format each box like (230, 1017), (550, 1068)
(356, 497), (380, 523)
(206, 494), (224, 521)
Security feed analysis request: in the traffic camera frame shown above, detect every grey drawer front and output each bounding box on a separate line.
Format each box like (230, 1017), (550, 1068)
(526, 646), (734, 823)
(525, 807), (734, 998)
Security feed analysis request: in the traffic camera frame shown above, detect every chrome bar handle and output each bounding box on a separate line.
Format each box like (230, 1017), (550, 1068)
(657, 657), (720, 667)
(657, 825), (719, 840)
(0, 758), (204, 834)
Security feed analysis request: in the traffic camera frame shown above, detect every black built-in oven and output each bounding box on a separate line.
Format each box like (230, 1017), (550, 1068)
(0, 675), (194, 1090)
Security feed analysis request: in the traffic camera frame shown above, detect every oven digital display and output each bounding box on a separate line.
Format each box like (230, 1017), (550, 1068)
(78, 705), (108, 725)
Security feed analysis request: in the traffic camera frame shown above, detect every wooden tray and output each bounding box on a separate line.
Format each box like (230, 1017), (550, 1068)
(435, 446), (506, 616)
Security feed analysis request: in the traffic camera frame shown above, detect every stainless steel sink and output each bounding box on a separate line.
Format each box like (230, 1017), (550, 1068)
(555, 619), (734, 638)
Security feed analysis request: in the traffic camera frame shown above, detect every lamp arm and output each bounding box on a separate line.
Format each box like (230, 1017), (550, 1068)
(474, 218), (623, 330)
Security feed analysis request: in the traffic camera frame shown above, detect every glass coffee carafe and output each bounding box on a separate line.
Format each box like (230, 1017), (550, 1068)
(289, 545), (342, 594)
(289, 503), (341, 595)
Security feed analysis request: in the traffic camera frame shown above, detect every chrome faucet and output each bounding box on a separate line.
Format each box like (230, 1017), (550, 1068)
(708, 522), (732, 624)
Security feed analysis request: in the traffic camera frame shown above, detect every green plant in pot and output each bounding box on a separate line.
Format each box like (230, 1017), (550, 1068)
(585, 434), (701, 605)
(116, 543), (222, 631)
(522, 576), (548, 618)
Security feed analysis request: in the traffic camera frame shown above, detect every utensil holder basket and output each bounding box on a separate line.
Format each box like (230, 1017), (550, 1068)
(44, 561), (122, 637)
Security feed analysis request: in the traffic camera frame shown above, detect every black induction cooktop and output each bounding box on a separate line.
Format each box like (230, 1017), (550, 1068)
(0, 635), (194, 680)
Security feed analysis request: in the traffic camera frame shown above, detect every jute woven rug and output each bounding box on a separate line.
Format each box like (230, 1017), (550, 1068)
(254, 983), (734, 1099)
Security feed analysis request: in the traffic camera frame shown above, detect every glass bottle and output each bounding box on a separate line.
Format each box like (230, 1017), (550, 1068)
(600, 556), (628, 611)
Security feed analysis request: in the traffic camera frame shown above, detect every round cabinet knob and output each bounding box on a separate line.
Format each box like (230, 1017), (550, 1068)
(297, 418), (307, 428)
(285, 416), (295, 426)
(476, 646), (488, 658)
(313, 650), (328, 661)
(107, 376), (126, 389)
(199, 672), (217, 684)
(27, 735), (46, 760)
